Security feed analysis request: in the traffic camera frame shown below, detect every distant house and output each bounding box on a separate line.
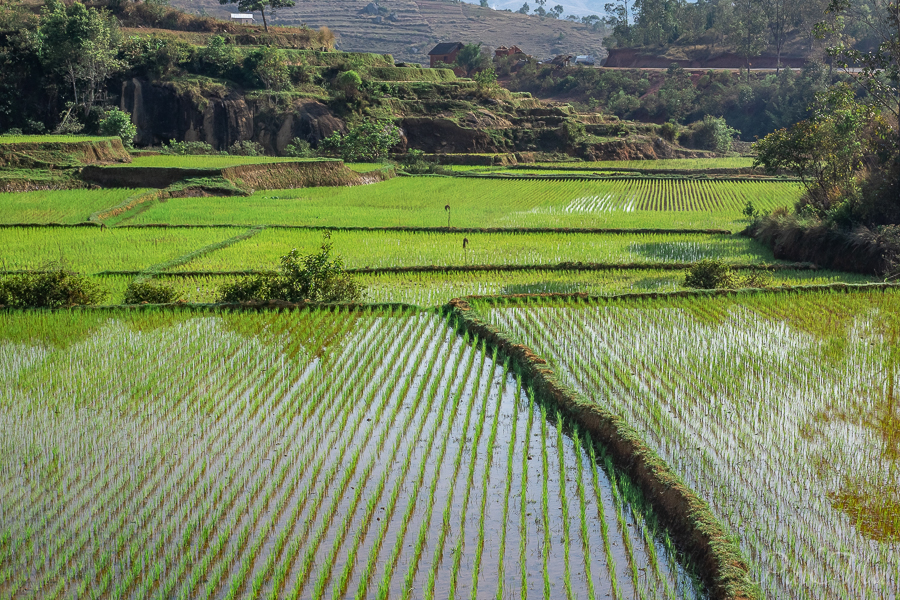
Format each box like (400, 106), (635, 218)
(230, 13), (254, 24)
(495, 45), (524, 58)
(428, 42), (464, 68)
(574, 55), (595, 66)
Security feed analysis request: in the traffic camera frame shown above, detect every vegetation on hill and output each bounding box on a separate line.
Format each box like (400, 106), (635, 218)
(505, 60), (839, 140)
(750, 0), (899, 276)
(603, 0), (886, 69)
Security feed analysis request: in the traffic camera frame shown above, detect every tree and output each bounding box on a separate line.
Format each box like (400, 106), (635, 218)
(98, 107), (137, 148)
(517, 2), (530, 14)
(454, 43), (491, 76)
(217, 0), (295, 33)
(34, 1), (124, 120)
(729, 0), (768, 80)
(245, 45), (291, 91)
(319, 119), (401, 162)
(550, 4), (564, 18)
(753, 85), (883, 213)
(821, 0), (900, 151)
(479, 0), (489, 7)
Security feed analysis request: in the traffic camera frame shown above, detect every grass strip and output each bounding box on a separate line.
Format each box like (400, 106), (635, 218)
(454, 173), (802, 183)
(442, 299), (761, 600)
(134, 226), (267, 282)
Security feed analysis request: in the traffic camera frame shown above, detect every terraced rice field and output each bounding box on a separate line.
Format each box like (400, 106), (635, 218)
(0, 308), (704, 599)
(171, 229), (774, 272)
(0, 227), (242, 273)
(0, 189), (151, 224)
(480, 289), (900, 599)
(119, 178), (800, 230)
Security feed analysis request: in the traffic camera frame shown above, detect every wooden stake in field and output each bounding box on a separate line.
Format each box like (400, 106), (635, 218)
(445, 204), (451, 229)
(463, 237), (469, 265)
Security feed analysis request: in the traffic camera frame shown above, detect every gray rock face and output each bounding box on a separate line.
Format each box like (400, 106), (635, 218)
(120, 78), (345, 153)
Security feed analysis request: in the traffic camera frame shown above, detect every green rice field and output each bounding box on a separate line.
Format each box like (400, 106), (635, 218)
(480, 289), (900, 599)
(171, 229), (775, 272)
(107, 268), (878, 306)
(118, 178), (800, 230)
(0, 189), (151, 224)
(0, 227), (242, 273)
(522, 158), (757, 170)
(114, 155), (326, 168)
(0, 308), (704, 599)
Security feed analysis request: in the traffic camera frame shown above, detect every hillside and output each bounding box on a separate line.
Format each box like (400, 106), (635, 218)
(170, 0), (606, 63)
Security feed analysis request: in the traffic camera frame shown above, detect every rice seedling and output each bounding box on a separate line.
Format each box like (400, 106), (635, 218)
(121, 177), (800, 230)
(171, 229), (773, 272)
(0, 189), (152, 224)
(485, 288), (900, 599)
(0, 307), (705, 599)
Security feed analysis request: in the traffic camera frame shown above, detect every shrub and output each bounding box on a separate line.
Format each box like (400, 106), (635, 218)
(98, 108), (138, 148)
(334, 70), (363, 97)
(284, 138), (313, 158)
(227, 140), (264, 156)
(685, 115), (740, 153)
(123, 280), (180, 304)
(319, 119), (401, 162)
(684, 259), (768, 289)
(245, 46), (292, 91)
(218, 233), (363, 303)
(161, 139), (219, 155)
(0, 267), (106, 308)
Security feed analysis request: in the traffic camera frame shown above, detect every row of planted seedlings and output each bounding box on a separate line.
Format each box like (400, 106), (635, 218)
(484, 288), (900, 599)
(0, 306), (707, 600)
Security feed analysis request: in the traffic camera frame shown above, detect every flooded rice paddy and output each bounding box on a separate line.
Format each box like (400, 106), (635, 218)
(0, 308), (704, 599)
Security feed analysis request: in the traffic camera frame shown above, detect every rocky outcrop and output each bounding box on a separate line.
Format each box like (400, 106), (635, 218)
(400, 117), (496, 153)
(120, 78), (345, 153)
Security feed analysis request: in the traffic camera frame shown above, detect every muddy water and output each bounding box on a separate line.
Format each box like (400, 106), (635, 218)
(0, 311), (706, 600)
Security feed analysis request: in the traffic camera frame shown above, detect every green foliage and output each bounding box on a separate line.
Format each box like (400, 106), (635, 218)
(227, 140), (264, 156)
(319, 119), (401, 162)
(245, 46), (291, 91)
(454, 43), (491, 77)
(98, 107), (137, 148)
(195, 35), (241, 80)
(284, 138), (313, 157)
(684, 259), (768, 289)
(473, 67), (498, 91)
(685, 116), (740, 154)
(334, 69), (363, 97)
(123, 279), (181, 304)
(121, 34), (192, 79)
(0, 265), (106, 308)
(161, 139), (220, 155)
(34, 1), (124, 119)
(218, 233), (363, 303)
(753, 85), (886, 217)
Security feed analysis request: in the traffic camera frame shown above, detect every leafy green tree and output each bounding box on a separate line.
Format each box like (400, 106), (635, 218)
(217, 0), (295, 32)
(821, 0), (900, 151)
(196, 35), (241, 80)
(98, 107), (137, 148)
(245, 45), (291, 91)
(334, 69), (363, 98)
(33, 0), (124, 120)
(319, 119), (401, 162)
(688, 115), (740, 153)
(754, 84), (884, 214)
(517, 3), (530, 14)
(729, 0), (768, 80)
(454, 43), (491, 76)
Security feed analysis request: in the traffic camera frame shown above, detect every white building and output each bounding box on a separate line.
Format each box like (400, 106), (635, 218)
(230, 13), (254, 24)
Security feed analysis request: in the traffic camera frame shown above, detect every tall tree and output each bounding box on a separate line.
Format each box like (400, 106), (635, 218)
(34, 0), (124, 120)
(729, 0), (767, 79)
(218, 0), (295, 33)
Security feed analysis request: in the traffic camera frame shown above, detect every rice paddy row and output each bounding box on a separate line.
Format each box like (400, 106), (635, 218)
(87, 268), (876, 307)
(479, 289), (900, 599)
(114, 178), (799, 230)
(0, 308), (705, 599)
